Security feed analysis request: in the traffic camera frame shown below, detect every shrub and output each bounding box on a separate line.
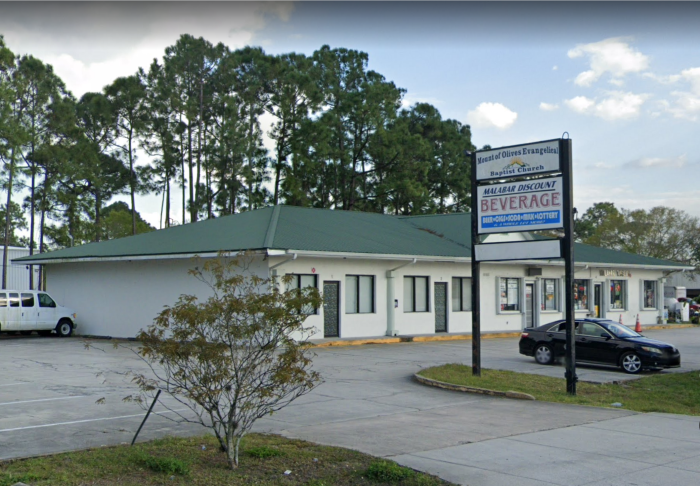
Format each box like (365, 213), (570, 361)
(365, 460), (415, 482)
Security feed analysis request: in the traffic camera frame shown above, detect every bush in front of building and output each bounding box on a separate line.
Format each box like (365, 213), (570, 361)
(126, 252), (323, 469)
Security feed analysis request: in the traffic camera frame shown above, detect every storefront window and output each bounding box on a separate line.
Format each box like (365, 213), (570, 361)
(643, 280), (657, 309)
(610, 280), (626, 310)
(573, 280), (589, 311)
(500, 278), (520, 312)
(542, 278), (558, 311)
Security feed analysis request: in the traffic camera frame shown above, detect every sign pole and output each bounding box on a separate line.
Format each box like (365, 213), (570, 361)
(561, 138), (577, 395)
(470, 151), (481, 376)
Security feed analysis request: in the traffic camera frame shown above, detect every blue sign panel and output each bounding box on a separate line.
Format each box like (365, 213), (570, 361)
(481, 210), (561, 230)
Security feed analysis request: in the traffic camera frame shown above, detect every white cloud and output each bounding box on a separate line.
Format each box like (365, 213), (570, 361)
(1, 2), (293, 97)
(564, 96), (595, 114)
(552, 65), (558, 71)
(539, 102), (559, 111)
(564, 91), (650, 120)
(624, 154), (687, 169)
(466, 102), (517, 130)
(568, 37), (649, 87)
(653, 68), (700, 120)
(400, 94), (443, 110)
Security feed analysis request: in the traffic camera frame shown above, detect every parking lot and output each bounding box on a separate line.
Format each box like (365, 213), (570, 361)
(2, 327), (700, 485)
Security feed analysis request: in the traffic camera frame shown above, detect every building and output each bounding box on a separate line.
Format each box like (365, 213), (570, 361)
(14, 206), (690, 339)
(1, 246), (40, 290)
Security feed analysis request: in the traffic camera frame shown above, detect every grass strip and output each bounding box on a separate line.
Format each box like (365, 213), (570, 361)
(418, 365), (700, 415)
(0, 434), (452, 486)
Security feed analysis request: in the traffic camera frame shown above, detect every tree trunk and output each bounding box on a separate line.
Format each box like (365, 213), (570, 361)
(188, 123), (195, 222)
(129, 130), (136, 235)
(196, 80), (203, 215)
(2, 148), (16, 290)
(95, 193), (102, 242)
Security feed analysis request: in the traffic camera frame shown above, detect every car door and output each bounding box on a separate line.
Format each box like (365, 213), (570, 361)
(578, 322), (618, 364)
(7, 292), (21, 330)
(0, 292), (10, 331)
(37, 293), (58, 330)
(20, 292), (38, 331)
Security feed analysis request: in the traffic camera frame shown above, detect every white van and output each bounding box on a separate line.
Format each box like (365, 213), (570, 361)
(0, 290), (77, 337)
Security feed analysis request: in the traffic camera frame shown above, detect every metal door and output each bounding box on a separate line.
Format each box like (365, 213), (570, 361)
(323, 281), (340, 337)
(594, 284), (601, 318)
(525, 283), (534, 328)
(434, 282), (447, 333)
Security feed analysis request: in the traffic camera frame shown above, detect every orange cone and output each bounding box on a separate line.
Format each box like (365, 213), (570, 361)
(635, 314), (642, 333)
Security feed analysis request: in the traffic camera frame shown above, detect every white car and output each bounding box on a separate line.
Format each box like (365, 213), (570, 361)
(0, 290), (77, 337)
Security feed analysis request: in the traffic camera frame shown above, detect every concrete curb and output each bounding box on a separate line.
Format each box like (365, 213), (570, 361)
(413, 373), (536, 400)
(312, 324), (699, 348)
(312, 332), (520, 347)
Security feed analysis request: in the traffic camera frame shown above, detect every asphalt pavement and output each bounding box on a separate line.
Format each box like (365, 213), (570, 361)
(1, 327), (700, 486)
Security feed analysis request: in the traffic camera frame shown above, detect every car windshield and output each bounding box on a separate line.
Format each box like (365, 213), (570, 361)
(601, 321), (640, 338)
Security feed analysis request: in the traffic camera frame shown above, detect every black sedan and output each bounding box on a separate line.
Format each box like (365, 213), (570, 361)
(519, 318), (680, 374)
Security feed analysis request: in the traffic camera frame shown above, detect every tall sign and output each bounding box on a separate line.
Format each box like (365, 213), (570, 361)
(470, 138), (577, 395)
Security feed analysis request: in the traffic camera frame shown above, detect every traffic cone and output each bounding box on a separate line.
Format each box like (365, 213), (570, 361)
(619, 314), (623, 325)
(635, 314), (642, 333)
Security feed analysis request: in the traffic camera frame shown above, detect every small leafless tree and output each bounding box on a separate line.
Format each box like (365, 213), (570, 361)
(127, 252), (322, 469)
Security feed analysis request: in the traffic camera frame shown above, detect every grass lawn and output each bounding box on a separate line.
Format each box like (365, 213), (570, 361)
(0, 434), (452, 486)
(418, 365), (700, 415)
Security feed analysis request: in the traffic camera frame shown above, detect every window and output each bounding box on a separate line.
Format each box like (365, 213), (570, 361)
(499, 278), (520, 312)
(549, 321), (580, 333)
(541, 278), (558, 311)
(346, 275), (374, 314)
(287, 274), (318, 314)
(21, 293), (35, 308)
(404, 276), (429, 312)
(0, 293), (6, 307)
(451, 277), (472, 312)
(573, 280), (589, 311)
(578, 322), (607, 337)
(643, 281), (657, 309)
(610, 280), (626, 310)
(39, 293), (56, 308)
(9, 293), (20, 307)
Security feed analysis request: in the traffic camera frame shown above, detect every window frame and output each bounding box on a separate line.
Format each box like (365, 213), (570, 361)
(498, 277), (521, 313)
(451, 277), (472, 312)
(541, 278), (559, 312)
(288, 274), (319, 315)
(573, 279), (590, 313)
(345, 275), (375, 314)
(642, 280), (657, 310)
(609, 279), (627, 311)
(38, 293), (57, 308)
(403, 276), (430, 313)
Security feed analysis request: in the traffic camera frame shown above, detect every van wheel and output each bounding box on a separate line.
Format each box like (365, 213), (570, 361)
(56, 319), (73, 337)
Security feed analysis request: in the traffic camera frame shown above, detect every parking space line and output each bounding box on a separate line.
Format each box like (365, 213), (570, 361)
(0, 409), (190, 433)
(0, 396), (88, 407)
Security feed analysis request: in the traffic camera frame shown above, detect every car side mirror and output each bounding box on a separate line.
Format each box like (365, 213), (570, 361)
(600, 333), (611, 340)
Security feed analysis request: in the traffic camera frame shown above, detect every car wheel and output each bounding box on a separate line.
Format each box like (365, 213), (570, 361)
(38, 330), (52, 337)
(534, 344), (554, 365)
(620, 352), (642, 374)
(56, 319), (73, 338)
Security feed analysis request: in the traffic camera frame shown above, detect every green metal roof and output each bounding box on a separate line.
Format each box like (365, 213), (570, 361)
(14, 206), (688, 268)
(399, 212), (688, 268)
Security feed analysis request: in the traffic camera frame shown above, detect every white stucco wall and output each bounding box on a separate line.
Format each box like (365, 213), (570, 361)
(43, 252), (668, 339)
(45, 256), (267, 338)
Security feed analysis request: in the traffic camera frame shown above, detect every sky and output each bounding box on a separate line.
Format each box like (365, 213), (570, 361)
(2, 1), (700, 229)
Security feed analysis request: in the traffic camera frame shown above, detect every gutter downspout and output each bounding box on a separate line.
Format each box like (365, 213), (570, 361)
(269, 252), (297, 277)
(386, 258), (417, 336)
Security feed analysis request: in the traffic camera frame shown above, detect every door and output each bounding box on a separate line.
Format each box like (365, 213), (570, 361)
(594, 284), (602, 318)
(525, 283), (535, 328)
(0, 293), (9, 331)
(434, 282), (447, 333)
(20, 292), (37, 330)
(323, 281), (340, 338)
(37, 292), (58, 330)
(577, 321), (618, 364)
(6, 292), (21, 331)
